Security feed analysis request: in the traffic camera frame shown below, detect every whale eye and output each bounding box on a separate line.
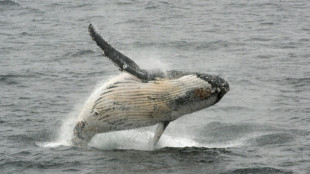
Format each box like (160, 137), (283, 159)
(123, 64), (128, 69)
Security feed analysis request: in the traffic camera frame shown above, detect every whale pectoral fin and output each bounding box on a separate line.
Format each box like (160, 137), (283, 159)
(152, 121), (170, 146)
(88, 23), (148, 81)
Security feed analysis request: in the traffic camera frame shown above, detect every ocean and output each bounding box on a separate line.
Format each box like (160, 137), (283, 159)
(1, 0), (310, 173)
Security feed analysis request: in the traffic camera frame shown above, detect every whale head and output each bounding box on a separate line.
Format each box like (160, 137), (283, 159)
(168, 72), (229, 119)
(196, 73), (230, 103)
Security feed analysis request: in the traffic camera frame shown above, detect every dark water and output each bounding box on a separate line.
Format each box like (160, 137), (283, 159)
(1, 0), (310, 173)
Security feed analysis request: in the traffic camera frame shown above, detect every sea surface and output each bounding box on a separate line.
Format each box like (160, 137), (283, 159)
(1, 0), (310, 173)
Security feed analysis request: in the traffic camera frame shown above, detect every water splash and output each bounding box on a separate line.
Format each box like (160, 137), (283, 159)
(37, 77), (113, 148)
(36, 106), (79, 148)
(86, 127), (257, 150)
(132, 51), (171, 72)
(88, 129), (155, 151)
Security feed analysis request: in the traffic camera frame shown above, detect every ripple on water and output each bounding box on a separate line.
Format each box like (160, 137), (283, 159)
(0, 0), (20, 7)
(223, 167), (292, 174)
(249, 132), (294, 146)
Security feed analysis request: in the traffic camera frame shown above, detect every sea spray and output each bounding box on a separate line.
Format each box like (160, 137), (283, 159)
(36, 77), (112, 147)
(88, 128), (156, 151)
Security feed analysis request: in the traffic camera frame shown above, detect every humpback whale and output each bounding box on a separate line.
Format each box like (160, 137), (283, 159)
(72, 24), (229, 146)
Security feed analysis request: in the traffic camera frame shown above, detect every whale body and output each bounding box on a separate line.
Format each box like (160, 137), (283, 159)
(72, 24), (229, 146)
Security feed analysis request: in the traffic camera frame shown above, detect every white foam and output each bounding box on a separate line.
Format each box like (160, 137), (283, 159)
(36, 141), (64, 148)
(154, 133), (250, 149)
(157, 134), (202, 148)
(88, 129), (155, 151)
(38, 120), (262, 149)
(86, 128), (255, 150)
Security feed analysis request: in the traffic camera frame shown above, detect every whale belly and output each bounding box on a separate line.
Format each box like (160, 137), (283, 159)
(76, 73), (175, 134)
(75, 73), (211, 137)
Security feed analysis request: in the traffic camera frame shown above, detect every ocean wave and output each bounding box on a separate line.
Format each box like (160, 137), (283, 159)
(116, 1), (135, 6)
(70, 49), (95, 57)
(195, 40), (231, 50)
(223, 167), (292, 174)
(7, 134), (34, 145)
(250, 132), (294, 146)
(0, 74), (21, 85)
(285, 77), (310, 87)
(0, 74), (39, 85)
(0, 0), (20, 6)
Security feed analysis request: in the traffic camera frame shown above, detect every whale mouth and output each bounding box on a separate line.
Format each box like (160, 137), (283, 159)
(210, 78), (230, 104)
(217, 88), (229, 103)
(218, 81), (230, 99)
